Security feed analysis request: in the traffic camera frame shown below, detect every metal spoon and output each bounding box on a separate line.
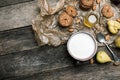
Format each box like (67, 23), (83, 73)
(96, 33), (119, 65)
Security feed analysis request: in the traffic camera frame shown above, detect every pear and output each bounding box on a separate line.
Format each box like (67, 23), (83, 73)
(96, 51), (112, 63)
(107, 20), (120, 34)
(115, 36), (120, 48)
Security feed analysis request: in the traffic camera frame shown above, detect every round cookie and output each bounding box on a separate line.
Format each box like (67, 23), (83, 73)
(59, 12), (73, 27)
(102, 4), (114, 18)
(80, 0), (94, 10)
(66, 6), (77, 17)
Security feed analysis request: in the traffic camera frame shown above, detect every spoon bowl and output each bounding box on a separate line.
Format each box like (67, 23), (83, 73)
(96, 33), (106, 43)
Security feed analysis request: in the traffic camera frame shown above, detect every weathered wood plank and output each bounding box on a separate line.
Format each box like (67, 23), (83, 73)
(0, 1), (39, 31)
(0, 46), (120, 80)
(0, 26), (38, 55)
(0, 0), (34, 7)
(0, 44), (73, 79)
(9, 64), (120, 80)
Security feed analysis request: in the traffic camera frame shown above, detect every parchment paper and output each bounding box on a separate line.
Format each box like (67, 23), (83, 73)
(32, 0), (120, 46)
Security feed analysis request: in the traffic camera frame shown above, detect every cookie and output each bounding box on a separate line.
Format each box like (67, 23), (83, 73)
(59, 12), (73, 27)
(66, 6), (77, 17)
(80, 0), (94, 10)
(102, 4), (114, 18)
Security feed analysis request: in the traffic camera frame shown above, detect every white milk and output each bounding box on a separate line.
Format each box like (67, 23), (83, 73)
(88, 15), (97, 23)
(67, 32), (96, 61)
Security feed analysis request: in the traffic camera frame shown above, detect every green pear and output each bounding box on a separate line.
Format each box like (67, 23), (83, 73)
(115, 36), (120, 48)
(96, 51), (112, 63)
(107, 20), (120, 34)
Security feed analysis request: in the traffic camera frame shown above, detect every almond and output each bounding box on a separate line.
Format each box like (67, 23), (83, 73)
(69, 28), (74, 32)
(96, 0), (101, 4)
(105, 34), (110, 41)
(116, 18), (120, 23)
(92, 4), (97, 11)
(90, 58), (94, 64)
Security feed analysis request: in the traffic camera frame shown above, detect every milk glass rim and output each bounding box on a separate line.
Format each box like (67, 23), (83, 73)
(67, 31), (98, 61)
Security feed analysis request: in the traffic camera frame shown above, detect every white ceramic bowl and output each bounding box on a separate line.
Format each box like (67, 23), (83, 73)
(67, 31), (97, 61)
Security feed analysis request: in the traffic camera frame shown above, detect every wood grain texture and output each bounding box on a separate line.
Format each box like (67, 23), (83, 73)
(0, 44), (73, 79)
(9, 64), (120, 80)
(0, 1), (39, 31)
(0, 46), (120, 80)
(0, 0), (34, 7)
(0, 1), (120, 80)
(0, 26), (38, 55)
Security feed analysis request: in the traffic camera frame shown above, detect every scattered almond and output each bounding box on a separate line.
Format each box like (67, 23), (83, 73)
(105, 34), (110, 41)
(75, 18), (81, 24)
(96, 0), (101, 4)
(69, 28), (74, 32)
(116, 18), (120, 23)
(90, 58), (94, 64)
(92, 4), (97, 11)
(113, 62), (120, 66)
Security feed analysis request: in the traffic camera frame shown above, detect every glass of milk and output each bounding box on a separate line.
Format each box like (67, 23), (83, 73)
(67, 31), (97, 61)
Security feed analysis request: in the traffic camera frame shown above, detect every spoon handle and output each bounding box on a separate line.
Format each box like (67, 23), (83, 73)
(104, 42), (119, 62)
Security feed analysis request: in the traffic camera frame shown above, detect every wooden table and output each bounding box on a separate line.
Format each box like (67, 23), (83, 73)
(0, 0), (120, 80)
(0, 26), (120, 80)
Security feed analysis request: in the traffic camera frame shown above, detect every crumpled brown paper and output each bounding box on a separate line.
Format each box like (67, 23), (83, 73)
(32, 0), (120, 47)
(32, 14), (70, 46)
(38, 0), (65, 16)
